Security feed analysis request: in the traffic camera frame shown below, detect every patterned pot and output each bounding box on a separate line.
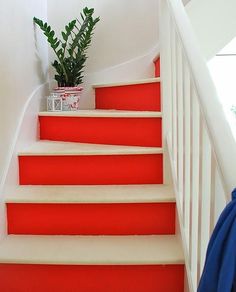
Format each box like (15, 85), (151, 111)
(53, 87), (83, 111)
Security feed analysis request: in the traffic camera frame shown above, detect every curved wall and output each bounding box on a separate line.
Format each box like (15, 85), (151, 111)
(47, 0), (159, 108)
(186, 0), (236, 60)
(47, 0), (159, 73)
(0, 0), (49, 238)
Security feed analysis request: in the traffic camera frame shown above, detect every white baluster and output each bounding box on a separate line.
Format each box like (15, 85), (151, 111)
(190, 88), (200, 291)
(199, 125), (212, 275)
(183, 60), (191, 253)
(171, 26), (178, 176)
(176, 38), (184, 213)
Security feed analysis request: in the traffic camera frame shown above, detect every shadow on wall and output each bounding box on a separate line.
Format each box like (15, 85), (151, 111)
(33, 23), (49, 84)
(46, 0), (159, 109)
(47, 0), (159, 74)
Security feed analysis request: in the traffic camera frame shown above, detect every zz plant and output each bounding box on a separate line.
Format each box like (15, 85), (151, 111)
(34, 7), (100, 87)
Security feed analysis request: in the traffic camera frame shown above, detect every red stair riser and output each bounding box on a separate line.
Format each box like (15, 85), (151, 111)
(19, 154), (163, 185)
(0, 264), (184, 292)
(154, 58), (160, 77)
(39, 116), (162, 147)
(7, 202), (175, 235)
(95, 82), (161, 111)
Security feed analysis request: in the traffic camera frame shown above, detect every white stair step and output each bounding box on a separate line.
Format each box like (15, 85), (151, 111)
(0, 235), (184, 265)
(93, 77), (160, 88)
(18, 141), (163, 156)
(39, 109), (162, 118)
(5, 185), (174, 204)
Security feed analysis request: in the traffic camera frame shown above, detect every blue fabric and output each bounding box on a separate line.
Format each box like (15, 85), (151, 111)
(198, 188), (236, 292)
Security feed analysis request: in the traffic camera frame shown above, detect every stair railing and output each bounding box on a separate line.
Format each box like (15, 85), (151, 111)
(159, 0), (236, 291)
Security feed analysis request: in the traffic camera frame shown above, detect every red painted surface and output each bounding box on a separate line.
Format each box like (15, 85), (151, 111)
(7, 202), (175, 235)
(19, 154), (163, 185)
(39, 116), (162, 147)
(154, 57), (161, 77)
(95, 82), (161, 111)
(0, 264), (184, 292)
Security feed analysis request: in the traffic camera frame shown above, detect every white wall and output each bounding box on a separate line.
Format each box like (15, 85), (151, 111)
(47, 0), (159, 108)
(186, 0), (236, 60)
(0, 0), (49, 238)
(182, 0), (191, 6)
(48, 0), (159, 73)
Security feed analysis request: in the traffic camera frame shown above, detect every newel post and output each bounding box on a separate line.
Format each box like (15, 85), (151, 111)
(159, 0), (173, 184)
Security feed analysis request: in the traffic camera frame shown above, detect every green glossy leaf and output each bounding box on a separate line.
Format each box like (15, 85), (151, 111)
(33, 6), (100, 86)
(61, 31), (67, 41)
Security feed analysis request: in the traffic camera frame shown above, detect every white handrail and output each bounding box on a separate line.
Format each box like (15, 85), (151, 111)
(168, 0), (236, 196)
(159, 0), (236, 291)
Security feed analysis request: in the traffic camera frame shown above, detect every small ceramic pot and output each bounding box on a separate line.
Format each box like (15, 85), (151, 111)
(53, 87), (83, 111)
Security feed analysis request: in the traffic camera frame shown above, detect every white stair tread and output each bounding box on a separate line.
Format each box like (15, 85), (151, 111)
(5, 185), (174, 203)
(0, 235), (184, 265)
(93, 77), (160, 88)
(18, 141), (163, 156)
(39, 109), (162, 118)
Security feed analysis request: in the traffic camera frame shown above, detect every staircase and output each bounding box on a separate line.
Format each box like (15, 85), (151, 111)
(0, 59), (185, 291)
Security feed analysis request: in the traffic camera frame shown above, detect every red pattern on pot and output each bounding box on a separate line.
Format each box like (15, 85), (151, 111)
(53, 87), (83, 111)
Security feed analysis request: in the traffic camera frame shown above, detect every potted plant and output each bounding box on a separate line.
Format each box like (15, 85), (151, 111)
(33, 7), (100, 111)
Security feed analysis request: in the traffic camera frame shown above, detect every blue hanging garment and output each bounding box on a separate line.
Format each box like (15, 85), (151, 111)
(198, 189), (236, 292)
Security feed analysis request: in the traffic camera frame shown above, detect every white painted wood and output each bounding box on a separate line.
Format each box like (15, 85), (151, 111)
(183, 61), (191, 254)
(190, 90), (200, 291)
(0, 235), (184, 265)
(159, 1), (173, 185)
(171, 27), (178, 176)
(159, 2), (172, 184)
(4, 185), (175, 204)
(93, 77), (160, 88)
(197, 117), (203, 284)
(39, 110), (162, 118)
(209, 160), (216, 233)
(161, 1), (233, 291)
(162, 12), (173, 141)
(167, 134), (194, 292)
(176, 40), (184, 213)
(18, 141), (163, 156)
(199, 126), (212, 274)
(214, 170), (227, 226)
(168, 0), (236, 196)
